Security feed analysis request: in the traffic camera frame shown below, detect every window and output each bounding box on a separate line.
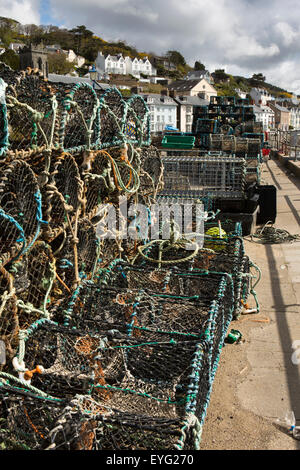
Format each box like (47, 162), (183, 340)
(157, 116), (160, 122)
(186, 115), (191, 123)
(151, 114), (154, 121)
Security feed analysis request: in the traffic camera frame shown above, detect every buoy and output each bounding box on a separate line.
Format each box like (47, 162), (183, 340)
(204, 223), (227, 252)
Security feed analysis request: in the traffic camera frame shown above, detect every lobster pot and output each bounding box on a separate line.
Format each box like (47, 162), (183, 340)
(245, 167), (260, 184)
(46, 407), (198, 450)
(209, 134), (223, 151)
(90, 333), (206, 420)
(222, 97), (236, 106)
(196, 119), (217, 134)
(60, 284), (137, 331)
(246, 158), (259, 168)
(235, 137), (248, 157)
(61, 278), (221, 338)
(20, 321), (104, 398)
(0, 390), (69, 450)
(210, 96), (224, 106)
(0, 267), (19, 366)
(221, 135), (236, 153)
(160, 155), (246, 200)
(243, 121), (263, 133)
(247, 139), (261, 158)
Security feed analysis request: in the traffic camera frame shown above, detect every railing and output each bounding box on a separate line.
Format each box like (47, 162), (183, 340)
(269, 129), (300, 161)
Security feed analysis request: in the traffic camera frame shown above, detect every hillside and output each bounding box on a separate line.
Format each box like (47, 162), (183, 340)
(215, 71), (295, 99)
(0, 15), (295, 97)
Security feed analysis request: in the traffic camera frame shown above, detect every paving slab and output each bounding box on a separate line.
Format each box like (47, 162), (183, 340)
(201, 158), (300, 450)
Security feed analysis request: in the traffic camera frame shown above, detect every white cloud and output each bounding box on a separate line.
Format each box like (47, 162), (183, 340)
(274, 22), (299, 46)
(0, 0), (40, 25)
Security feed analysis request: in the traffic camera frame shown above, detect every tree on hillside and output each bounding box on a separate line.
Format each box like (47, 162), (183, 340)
(70, 25), (94, 39)
(166, 50), (186, 67)
(194, 61), (205, 71)
(69, 25), (94, 55)
(213, 69), (230, 82)
(48, 52), (75, 75)
(251, 73), (266, 82)
(0, 26), (13, 48)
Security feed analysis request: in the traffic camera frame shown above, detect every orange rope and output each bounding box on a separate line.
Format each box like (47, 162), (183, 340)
(55, 273), (71, 294)
(23, 405), (45, 440)
(98, 150), (133, 191)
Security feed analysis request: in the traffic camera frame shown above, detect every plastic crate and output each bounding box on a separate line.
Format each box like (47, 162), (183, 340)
(161, 135), (196, 149)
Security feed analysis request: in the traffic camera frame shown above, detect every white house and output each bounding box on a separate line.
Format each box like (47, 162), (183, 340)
(185, 70), (213, 84)
(45, 45), (85, 68)
(168, 78), (217, 101)
(253, 105), (275, 131)
(235, 89), (247, 100)
(95, 52), (156, 79)
(9, 42), (25, 52)
(62, 49), (85, 68)
(141, 93), (178, 133)
(250, 88), (275, 106)
(289, 107), (300, 130)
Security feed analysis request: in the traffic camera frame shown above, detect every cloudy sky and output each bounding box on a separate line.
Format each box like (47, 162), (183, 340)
(1, 0), (300, 93)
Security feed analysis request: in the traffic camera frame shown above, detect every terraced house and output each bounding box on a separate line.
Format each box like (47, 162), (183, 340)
(141, 92), (178, 133)
(95, 52), (156, 79)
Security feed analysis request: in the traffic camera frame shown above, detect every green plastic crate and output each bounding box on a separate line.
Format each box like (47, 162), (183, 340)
(161, 135), (196, 149)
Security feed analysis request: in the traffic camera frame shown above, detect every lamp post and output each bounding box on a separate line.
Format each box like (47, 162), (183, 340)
(89, 64), (97, 89)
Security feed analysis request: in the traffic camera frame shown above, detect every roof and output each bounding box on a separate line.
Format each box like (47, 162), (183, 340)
(185, 70), (210, 79)
(271, 103), (290, 113)
(168, 79), (203, 91)
(47, 74), (111, 90)
(174, 95), (209, 107)
(140, 93), (178, 106)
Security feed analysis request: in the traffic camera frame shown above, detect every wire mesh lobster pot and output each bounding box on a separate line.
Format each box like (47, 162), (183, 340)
(247, 138), (261, 158)
(242, 121), (263, 133)
(209, 134), (223, 151)
(221, 135), (236, 153)
(195, 119), (217, 134)
(245, 166), (260, 183)
(159, 155), (246, 201)
(235, 137), (248, 157)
